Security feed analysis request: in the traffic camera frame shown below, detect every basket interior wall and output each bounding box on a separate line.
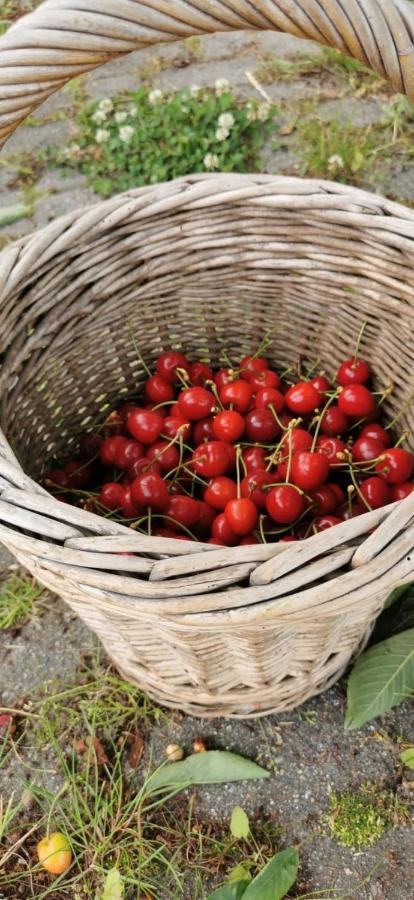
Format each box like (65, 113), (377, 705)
(1, 202), (414, 477)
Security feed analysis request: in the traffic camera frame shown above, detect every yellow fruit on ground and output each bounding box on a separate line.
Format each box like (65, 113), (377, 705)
(37, 831), (72, 875)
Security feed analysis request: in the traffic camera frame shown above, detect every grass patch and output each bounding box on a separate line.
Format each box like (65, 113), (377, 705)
(327, 785), (408, 850)
(295, 114), (380, 183)
(255, 46), (386, 95)
(0, 573), (48, 629)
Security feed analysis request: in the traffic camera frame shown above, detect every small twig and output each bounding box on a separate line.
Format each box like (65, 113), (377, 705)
(0, 707), (40, 720)
(245, 69), (272, 102)
(0, 816), (45, 869)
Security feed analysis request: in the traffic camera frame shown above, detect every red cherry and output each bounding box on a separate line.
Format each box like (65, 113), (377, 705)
(285, 381), (322, 415)
(64, 460), (92, 489)
(204, 476), (237, 510)
(375, 448), (414, 484)
(208, 537), (227, 546)
(280, 428), (313, 454)
(194, 500), (216, 536)
(255, 387), (285, 413)
(279, 535), (298, 542)
(220, 379), (253, 413)
(242, 446), (267, 472)
(118, 402), (137, 425)
(191, 441), (231, 477)
(391, 482), (414, 501)
(239, 355), (268, 380)
(316, 436), (347, 465)
(120, 485), (140, 519)
(102, 410), (124, 437)
(352, 436), (384, 463)
(79, 433), (103, 460)
(177, 387), (215, 421)
(338, 385), (375, 418)
(43, 469), (69, 491)
(127, 408), (164, 445)
(116, 439), (145, 469)
(291, 451), (330, 491)
(241, 469), (274, 509)
(224, 498), (258, 536)
(342, 502), (366, 520)
(249, 369), (280, 391)
(337, 357), (370, 386)
(145, 374), (175, 404)
(320, 405), (350, 436)
(310, 484), (341, 515)
(162, 416), (191, 441)
(100, 436), (129, 466)
(213, 410), (245, 443)
(155, 528), (190, 541)
(193, 417), (215, 445)
(127, 457), (162, 479)
(99, 482), (123, 510)
(314, 515), (344, 531)
(311, 375), (331, 393)
(215, 368), (235, 391)
(188, 361), (213, 386)
(239, 534), (260, 545)
(146, 440), (180, 472)
(359, 476), (392, 509)
(266, 485), (305, 524)
(131, 472), (170, 511)
(330, 483), (346, 506)
(360, 423), (392, 448)
(156, 351), (189, 383)
(165, 495), (200, 530)
(245, 409), (280, 442)
(211, 512), (238, 546)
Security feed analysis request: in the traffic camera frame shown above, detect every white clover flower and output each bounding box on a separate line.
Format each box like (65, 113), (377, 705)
(115, 111), (128, 124)
(63, 142), (81, 161)
(257, 102), (271, 122)
(128, 104), (138, 116)
(245, 101), (257, 122)
(215, 126), (230, 142)
(148, 88), (164, 105)
(92, 109), (107, 125)
(328, 154), (345, 171)
(98, 98), (113, 114)
(203, 152), (220, 170)
(95, 128), (110, 144)
(119, 125), (135, 143)
(218, 112), (235, 130)
(190, 84), (200, 97)
(215, 78), (229, 95)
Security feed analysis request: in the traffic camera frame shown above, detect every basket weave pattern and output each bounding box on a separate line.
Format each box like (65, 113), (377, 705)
(0, 1), (414, 716)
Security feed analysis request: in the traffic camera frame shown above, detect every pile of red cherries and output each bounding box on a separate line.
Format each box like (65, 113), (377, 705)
(43, 348), (414, 546)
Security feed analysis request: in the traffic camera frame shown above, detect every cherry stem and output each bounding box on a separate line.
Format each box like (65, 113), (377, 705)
(175, 367), (190, 388)
(236, 445), (242, 498)
(386, 387), (414, 431)
(258, 515), (267, 544)
(354, 320), (368, 359)
(206, 379), (224, 410)
(348, 463), (372, 511)
(395, 431), (410, 448)
(128, 324), (152, 377)
(147, 506), (152, 536)
(310, 388), (340, 452)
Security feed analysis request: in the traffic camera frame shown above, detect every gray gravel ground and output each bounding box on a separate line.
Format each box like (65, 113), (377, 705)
(0, 26), (413, 900)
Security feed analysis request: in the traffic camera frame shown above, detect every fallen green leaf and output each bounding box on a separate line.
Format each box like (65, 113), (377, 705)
(230, 806), (250, 839)
(346, 629), (414, 729)
(243, 848), (299, 900)
(400, 747), (414, 769)
(100, 867), (123, 900)
(145, 751), (269, 795)
(207, 881), (250, 900)
(0, 205), (31, 228)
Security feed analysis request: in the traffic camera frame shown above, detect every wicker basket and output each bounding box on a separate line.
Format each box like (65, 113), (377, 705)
(1, 0), (414, 718)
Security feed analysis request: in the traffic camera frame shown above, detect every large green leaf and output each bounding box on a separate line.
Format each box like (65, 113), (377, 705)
(346, 629), (414, 729)
(207, 882), (250, 900)
(371, 584), (414, 644)
(145, 751), (269, 795)
(243, 849), (299, 900)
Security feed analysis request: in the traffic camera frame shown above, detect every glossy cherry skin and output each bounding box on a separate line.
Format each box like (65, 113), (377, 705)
(311, 375), (331, 393)
(188, 361), (214, 386)
(375, 448), (414, 485)
(131, 472), (170, 511)
(162, 416), (191, 441)
(100, 436), (129, 466)
(164, 495), (200, 530)
(156, 351), (189, 383)
(266, 485), (305, 524)
(280, 428), (313, 454)
(204, 476), (237, 511)
(214, 367), (235, 391)
(242, 446), (267, 472)
(120, 485), (140, 519)
(316, 437), (347, 465)
(255, 387), (285, 413)
(224, 498), (258, 536)
(178, 387), (215, 421)
(337, 357), (370, 386)
(285, 381), (322, 415)
(341, 502), (366, 520)
(249, 369), (280, 391)
(320, 405), (350, 436)
(352, 436), (384, 463)
(391, 482), (414, 501)
(359, 476), (392, 509)
(310, 484), (342, 515)
(127, 408), (164, 445)
(146, 440), (180, 472)
(291, 451), (330, 491)
(144, 374), (175, 404)
(64, 461), (92, 489)
(115, 439), (145, 469)
(239, 355), (268, 380)
(194, 500), (216, 536)
(99, 482), (123, 510)
(241, 469), (275, 509)
(211, 512), (238, 546)
(239, 534), (260, 545)
(127, 457), (162, 479)
(213, 410), (245, 443)
(244, 409), (280, 442)
(191, 441), (231, 477)
(193, 417), (215, 445)
(43, 469), (69, 491)
(360, 423), (392, 448)
(220, 379), (253, 414)
(314, 515), (344, 531)
(338, 385), (375, 418)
